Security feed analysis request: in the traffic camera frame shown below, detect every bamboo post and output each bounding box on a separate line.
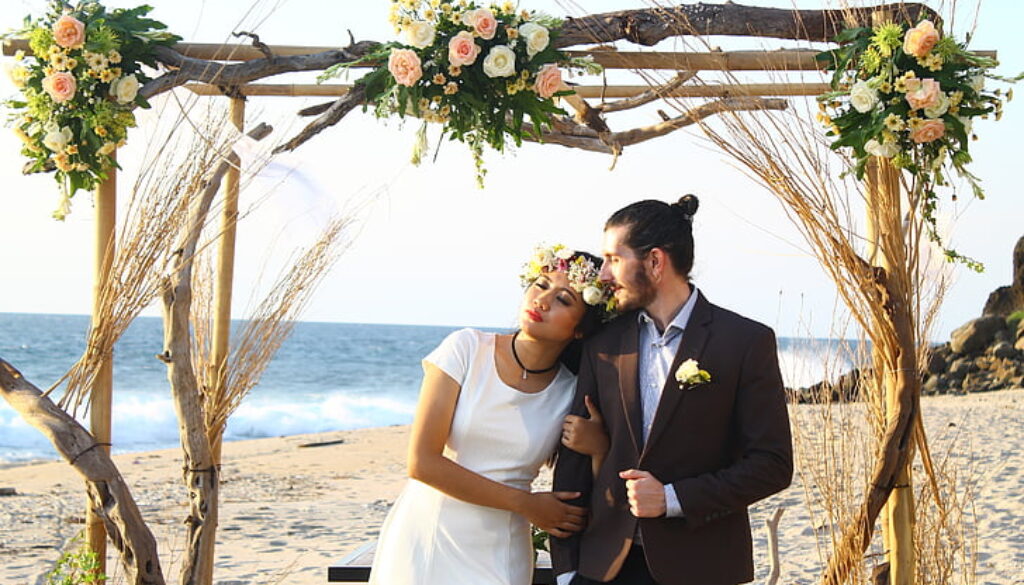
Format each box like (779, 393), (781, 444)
(87, 152), (116, 574)
(866, 154), (917, 585)
(198, 96), (244, 585)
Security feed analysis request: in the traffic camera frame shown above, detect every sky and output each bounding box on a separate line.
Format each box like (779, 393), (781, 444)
(0, 0), (1021, 342)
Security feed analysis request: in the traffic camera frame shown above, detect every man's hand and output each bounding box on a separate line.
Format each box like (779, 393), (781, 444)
(619, 469), (666, 518)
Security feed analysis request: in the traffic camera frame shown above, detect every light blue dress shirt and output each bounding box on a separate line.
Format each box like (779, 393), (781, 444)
(637, 286), (699, 518)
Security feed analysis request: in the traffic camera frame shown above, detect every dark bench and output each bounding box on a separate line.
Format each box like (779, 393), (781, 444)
(327, 541), (555, 584)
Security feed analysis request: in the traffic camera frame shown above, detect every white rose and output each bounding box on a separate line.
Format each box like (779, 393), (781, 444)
(923, 92), (950, 119)
(849, 80), (879, 113)
(404, 21), (436, 49)
(43, 126), (73, 152)
(517, 22), (549, 58)
(582, 286), (603, 306)
(675, 359), (700, 383)
(554, 246), (574, 260)
(482, 45), (516, 78)
(864, 138), (899, 158)
(110, 74), (140, 104)
(536, 249), (553, 266)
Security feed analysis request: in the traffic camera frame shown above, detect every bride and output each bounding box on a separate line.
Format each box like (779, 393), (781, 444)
(368, 245), (614, 585)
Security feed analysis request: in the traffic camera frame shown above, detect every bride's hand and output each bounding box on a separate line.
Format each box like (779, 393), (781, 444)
(519, 491), (586, 538)
(562, 395), (609, 458)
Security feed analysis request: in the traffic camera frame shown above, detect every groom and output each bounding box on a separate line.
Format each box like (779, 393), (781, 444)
(552, 197), (793, 585)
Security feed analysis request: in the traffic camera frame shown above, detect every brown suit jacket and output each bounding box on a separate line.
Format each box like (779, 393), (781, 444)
(551, 291), (793, 585)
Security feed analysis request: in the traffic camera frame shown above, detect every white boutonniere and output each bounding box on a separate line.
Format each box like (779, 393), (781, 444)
(675, 358), (711, 390)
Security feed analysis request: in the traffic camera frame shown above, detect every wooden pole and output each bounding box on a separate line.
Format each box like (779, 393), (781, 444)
(867, 154), (916, 585)
(87, 152), (116, 574)
(197, 96), (244, 585)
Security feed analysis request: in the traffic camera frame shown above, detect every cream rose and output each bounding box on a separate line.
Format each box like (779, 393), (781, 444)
(42, 71), (77, 102)
(388, 48), (423, 87)
(903, 20), (940, 59)
(43, 125), (73, 152)
(582, 285), (603, 306)
(533, 63), (563, 99)
(462, 8), (498, 40)
(910, 119), (945, 143)
(97, 141), (117, 156)
(52, 14), (86, 49)
(448, 31), (481, 67)
(849, 80), (879, 113)
(518, 22), (550, 58)
(404, 21), (436, 49)
(923, 91), (950, 119)
(905, 78), (941, 111)
(110, 74), (140, 104)
(482, 45), (516, 78)
(865, 138), (899, 158)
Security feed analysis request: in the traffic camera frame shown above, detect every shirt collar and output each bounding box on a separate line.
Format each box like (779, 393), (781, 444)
(638, 285), (699, 336)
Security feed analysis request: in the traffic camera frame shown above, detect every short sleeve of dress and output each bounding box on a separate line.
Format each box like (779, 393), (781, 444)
(423, 328), (478, 385)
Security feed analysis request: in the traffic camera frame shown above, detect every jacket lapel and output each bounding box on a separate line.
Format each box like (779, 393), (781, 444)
(640, 292), (712, 460)
(617, 316), (643, 455)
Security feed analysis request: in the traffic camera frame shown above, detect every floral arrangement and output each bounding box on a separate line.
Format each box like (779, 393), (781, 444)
(675, 358), (710, 390)
(816, 18), (1015, 270)
(3, 0), (180, 219)
(323, 0), (599, 187)
(520, 243), (616, 316)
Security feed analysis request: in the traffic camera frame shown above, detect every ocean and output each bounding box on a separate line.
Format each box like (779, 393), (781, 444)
(0, 313), (852, 463)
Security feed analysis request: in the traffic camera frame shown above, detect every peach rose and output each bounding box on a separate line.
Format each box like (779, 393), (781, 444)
(448, 31), (481, 67)
(387, 48), (422, 87)
(52, 15), (86, 49)
(910, 119), (945, 143)
(42, 71), (77, 102)
(905, 78), (941, 111)
(534, 64), (562, 98)
(903, 20), (940, 59)
(462, 8), (498, 40)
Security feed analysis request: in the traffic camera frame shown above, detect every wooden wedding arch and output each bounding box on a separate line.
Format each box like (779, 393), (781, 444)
(0, 3), (997, 585)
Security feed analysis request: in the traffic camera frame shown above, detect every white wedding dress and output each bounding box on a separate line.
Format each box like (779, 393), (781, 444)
(368, 328), (575, 585)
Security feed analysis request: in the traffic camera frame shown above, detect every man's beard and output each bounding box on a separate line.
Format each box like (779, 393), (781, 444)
(616, 265), (657, 312)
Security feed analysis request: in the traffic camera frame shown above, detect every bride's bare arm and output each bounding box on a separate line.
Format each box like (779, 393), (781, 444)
(407, 363), (586, 538)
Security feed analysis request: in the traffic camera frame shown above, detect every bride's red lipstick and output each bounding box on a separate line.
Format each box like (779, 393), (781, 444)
(525, 309), (543, 322)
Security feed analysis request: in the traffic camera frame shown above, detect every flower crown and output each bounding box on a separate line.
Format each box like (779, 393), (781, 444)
(520, 244), (617, 315)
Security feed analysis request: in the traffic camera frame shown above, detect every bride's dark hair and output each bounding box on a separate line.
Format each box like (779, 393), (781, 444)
(604, 195), (700, 280)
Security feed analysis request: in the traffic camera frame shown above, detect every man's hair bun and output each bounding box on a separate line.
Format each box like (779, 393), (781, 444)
(674, 194), (699, 219)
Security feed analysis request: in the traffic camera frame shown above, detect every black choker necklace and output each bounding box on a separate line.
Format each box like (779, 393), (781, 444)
(510, 331), (558, 380)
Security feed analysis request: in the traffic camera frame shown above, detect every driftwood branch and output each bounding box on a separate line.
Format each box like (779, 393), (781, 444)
(159, 122), (272, 585)
(523, 97), (788, 154)
(594, 71), (698, 113)
(141, 41), (379, 99)
(554, 2), (939, 47)
(0, 359), (165, 585)
(765, 507), (785, 585)
(272, 85), (367, 154)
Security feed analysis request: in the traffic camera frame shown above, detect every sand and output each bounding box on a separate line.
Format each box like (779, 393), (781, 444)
(2, 390), (1022, 585)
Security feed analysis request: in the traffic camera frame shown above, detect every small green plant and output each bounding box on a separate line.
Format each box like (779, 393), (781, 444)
(530, 525), (549, 562)
(1007, 310), (1024, 333)
(46, 538), (107, 585)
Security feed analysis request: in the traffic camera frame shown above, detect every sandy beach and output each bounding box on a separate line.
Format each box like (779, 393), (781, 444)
(2, 389), (1022, 585)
